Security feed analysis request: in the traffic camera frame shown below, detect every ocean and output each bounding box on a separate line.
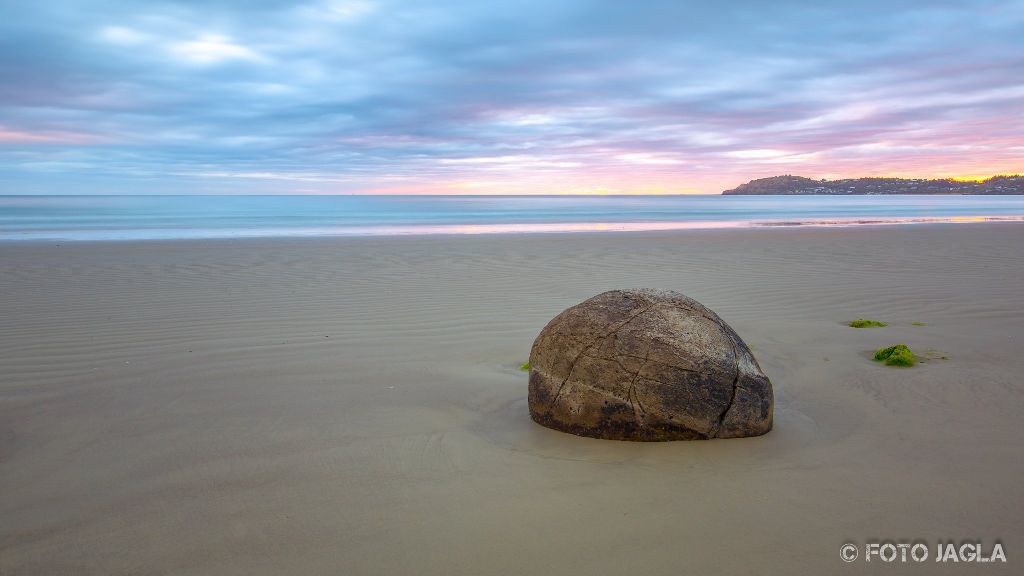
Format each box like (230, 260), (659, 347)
(2, 194), (1023, 241)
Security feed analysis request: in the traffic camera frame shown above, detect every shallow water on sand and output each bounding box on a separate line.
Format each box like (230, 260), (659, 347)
(2, 194), (1024, 240)
(1, 226), (1022, 574)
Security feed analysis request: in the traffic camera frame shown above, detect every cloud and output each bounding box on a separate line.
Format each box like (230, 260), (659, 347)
(0, 126), (104, 144)
(0, 0), (1022, 194)
(313, 0), (376, 21)
(169, 34), (268, 65)
(98, 25), (149, 45)
(617, 153), (684, 166)
(725, 150), (791, 160)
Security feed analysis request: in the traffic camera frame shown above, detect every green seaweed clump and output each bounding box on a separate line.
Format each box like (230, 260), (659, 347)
(849, 318), (888, 328)
(519, 361), (531, 372)
(873, 344), (917, 367)
(911, 321), (928, 326)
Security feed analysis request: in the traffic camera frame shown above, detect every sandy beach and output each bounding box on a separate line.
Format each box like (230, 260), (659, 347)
(1, 223), (1022, 574)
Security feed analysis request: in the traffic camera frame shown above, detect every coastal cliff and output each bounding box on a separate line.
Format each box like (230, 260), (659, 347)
(722, 174), (1024, 195)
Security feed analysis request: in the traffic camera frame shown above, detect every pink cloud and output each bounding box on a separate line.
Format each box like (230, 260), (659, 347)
(0, 126), (105, 145)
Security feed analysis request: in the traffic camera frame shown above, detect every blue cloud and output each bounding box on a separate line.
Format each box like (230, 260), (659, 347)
(1, 0), (1022, 194)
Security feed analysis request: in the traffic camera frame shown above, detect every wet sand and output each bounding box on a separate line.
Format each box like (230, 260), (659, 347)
(1, 224), (1022, 574)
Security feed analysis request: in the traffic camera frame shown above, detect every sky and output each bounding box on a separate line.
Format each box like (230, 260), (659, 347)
(1, 0), (1023, 195)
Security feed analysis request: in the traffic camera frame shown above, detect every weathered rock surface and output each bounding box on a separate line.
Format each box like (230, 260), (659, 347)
(528, 289), (773, 440)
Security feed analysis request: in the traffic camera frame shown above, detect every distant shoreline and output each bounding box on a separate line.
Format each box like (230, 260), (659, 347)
(722, 174), (1024, 195)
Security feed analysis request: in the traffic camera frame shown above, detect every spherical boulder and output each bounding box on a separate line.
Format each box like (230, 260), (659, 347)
(528, 289), (773, 440)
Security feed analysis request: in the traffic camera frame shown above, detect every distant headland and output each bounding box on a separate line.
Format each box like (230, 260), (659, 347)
(722, 174), (1024, 195)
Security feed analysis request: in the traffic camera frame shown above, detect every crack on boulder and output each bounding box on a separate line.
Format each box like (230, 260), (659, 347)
(662, 301), (722, 326)
(547, 304), (657, 409)
(554, 376), (635, 405)
(585, 346), (699, 376)
(626, 348), (651, 420)
(547, 349), (584, 409)
(709, 335), (742, 438)
(612, 352), (699, 373)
